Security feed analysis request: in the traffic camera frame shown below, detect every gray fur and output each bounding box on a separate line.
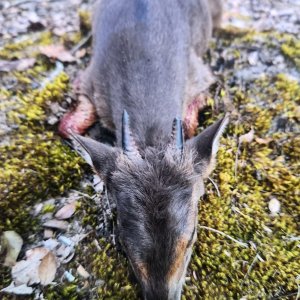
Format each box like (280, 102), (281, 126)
(80, 0), (219, 149)
(74, 0), (225, 299)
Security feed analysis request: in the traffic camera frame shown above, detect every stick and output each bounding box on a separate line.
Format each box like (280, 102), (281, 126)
(198, 225), (248, 248)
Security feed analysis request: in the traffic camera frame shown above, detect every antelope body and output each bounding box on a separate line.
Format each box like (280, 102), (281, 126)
(64, 0), (227, 299)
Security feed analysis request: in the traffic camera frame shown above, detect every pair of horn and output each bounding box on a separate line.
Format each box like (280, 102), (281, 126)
(122, 110), (184, 156)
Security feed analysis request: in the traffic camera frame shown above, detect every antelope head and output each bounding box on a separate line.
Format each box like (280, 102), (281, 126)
(71, 111), (228, 300)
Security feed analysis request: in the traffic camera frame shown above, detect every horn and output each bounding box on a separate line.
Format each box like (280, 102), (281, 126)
(172, 117), (184, 152)
(122, 110), (140, 157)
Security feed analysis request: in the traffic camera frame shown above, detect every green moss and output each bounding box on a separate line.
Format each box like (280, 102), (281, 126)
(42, 203), (56, 214)
(0, 32), (53, 60)
(0, 69), (83, 232)
(281, 37), (300, 68)
(78, 10), (92, 34)
(91, 239), (138, 299)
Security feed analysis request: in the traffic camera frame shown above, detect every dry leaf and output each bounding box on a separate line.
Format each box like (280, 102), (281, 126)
(43, 219), (69, 231)
(43, 238), (59, 251)
(255, 137), (272, 144)
(0, 58), (36, 72)
(1, 282), (33, 295)
(12, 247), (49, 285)
(26, 247), (49, 260)
(75, 48), (87, 59)
(77, 264), (90, 279)
(38, 252), (57, 285)
(1, 231), (23, 267)
(40, 45), (76, 62)
(55, 202), (76, 220)
(239, 128), (255, 144)
(56, 244), (75, 264)
(12, 258), (41, 286)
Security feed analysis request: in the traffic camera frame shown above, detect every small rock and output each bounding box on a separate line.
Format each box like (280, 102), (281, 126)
(47, 115), (59, 125)
(1, 231), (23, 267)
(269, 198), (281, 215)
(248, 51), (259, 66)
(77, 264), (90, 279)
(64, 270), (75, 282)
(44, 229), (54, 240)
(95, 279), (105, 287)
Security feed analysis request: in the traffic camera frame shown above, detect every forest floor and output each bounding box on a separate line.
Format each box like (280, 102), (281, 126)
(0, 0), (299, 299)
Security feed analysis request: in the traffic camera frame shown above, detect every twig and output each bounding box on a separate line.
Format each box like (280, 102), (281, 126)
(234, 141), (241, 178)
(242, 253), (260, 283)
(7, 0), (62, 9)
(71, 32), (92, 55)
(208, 176), (221, 197)
(7, 0), (37, 8)
(198, 225), (248, 248)
(70, 189), (94, 200)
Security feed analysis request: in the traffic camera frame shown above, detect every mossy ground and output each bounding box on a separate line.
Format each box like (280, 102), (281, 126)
(0, 6), (299, 300)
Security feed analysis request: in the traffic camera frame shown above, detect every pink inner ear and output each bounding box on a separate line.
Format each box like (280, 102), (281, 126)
(183, 95), (206, 139)
(58, 95), (97, 138)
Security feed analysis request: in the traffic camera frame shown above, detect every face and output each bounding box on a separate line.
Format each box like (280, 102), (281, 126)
(71, 113), (228, 300)
(108, 149), (204, 300)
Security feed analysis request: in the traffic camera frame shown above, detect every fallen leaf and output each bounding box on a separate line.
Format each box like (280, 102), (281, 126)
(0, 282), (33, 295)
(1, 231), (23, 267)
(77, 264), (90, 279)
(75, 48), (87, 59)
(40, 45), (76, 62)
(26, 247), (49, 260)
(12, 247), (49, 285)
(12, 259), (41, 285)
(239, 128), (255, 144)
(43, 219), (69, 231)
(0, 58), (36, 72)
(42, 239), (59, 251)
(38, 252), (57, 285)
(55, 202), (76, 220)
(255, 137), (272, 144)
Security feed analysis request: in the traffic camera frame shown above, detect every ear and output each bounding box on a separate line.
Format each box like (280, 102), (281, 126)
(187, 114), (229, 177)
(71, 134), (118, 181)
